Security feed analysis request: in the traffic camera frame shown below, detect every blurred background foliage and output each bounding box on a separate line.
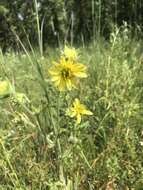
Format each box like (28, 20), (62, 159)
(0, 0), (143, 50)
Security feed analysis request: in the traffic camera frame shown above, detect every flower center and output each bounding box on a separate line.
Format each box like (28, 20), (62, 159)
(61, 69), (72, 79)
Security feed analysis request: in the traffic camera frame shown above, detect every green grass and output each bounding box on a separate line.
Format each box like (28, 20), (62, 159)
(0, 28), (143, 190)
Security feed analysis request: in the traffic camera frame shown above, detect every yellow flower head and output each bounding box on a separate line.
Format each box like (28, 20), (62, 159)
(0, 81), (13, 98)
(67, 98), (93, 124)
(49, 58), (87, 91)
(62, 46), (78, 62)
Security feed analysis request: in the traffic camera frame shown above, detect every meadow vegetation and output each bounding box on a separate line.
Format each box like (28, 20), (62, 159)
(0, 22), (143, 190)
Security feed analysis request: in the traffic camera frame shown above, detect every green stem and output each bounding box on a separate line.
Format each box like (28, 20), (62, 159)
(56, 92), (65, 184)
(34, 0), (43, 56)
(79, 146), (92, 170)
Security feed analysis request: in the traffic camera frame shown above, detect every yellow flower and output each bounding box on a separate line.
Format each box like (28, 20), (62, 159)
(62, 46), (78, 62)
(67, 98), (93, 124)
(49, 58), (87, 91)
(0, 81), (13, 98)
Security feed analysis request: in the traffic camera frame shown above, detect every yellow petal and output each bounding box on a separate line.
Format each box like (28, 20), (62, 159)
(51, 76), (60, 82)
(66, 79), (73, 90)
(58, 80), (66, 91)
(82, 109), (93, 115)
(49, 68), (58, 75)
(73, 98), (80, 107)
(72, 64), (87, 78)
(76, 72), (87, 78)
(76, 114), (81, 124)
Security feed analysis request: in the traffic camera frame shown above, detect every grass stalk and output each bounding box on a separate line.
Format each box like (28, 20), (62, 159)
(0, 140), (22, 188)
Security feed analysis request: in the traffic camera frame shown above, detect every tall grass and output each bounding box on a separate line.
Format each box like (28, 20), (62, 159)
(0, 20), (143, 189)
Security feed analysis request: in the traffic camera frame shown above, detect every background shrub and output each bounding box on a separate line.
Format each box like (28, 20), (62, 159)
(0, 0), (143, 50)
